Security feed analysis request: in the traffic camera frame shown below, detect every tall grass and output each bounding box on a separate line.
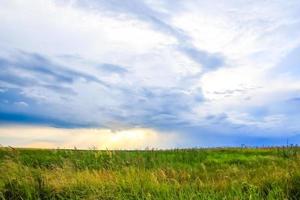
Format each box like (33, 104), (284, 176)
(0, 147), (299, 199)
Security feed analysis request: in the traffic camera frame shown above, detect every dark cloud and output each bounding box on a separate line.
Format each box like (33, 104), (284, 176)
(97, 87), (205, 129)
(0, 111), (86, 128)
(98, 63), (128, 74)
(43, 85), (77, 96)
(289, 97), (300, 102)
(179, 46), (224, 72)
(0, 51), (109, 87)
(0, 88), (35, 110)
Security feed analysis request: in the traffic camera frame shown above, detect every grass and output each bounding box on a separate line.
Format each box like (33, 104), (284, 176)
(0, 146), (300, 199)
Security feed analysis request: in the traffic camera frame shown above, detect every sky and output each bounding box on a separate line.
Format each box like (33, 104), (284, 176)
(1, 0), (300, 149)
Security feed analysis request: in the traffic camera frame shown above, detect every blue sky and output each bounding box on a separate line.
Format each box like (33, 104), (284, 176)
(1, 0), (300, 148)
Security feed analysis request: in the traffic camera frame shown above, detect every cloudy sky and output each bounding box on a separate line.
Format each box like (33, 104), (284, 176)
(1, 0), (300, 149)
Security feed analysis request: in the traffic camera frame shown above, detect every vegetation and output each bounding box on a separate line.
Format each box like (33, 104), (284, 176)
(0, 146), (300, 199)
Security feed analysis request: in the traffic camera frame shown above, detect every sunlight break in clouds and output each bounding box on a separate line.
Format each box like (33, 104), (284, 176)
(0, 126), (180, 149)
(1, 0), (300, 147)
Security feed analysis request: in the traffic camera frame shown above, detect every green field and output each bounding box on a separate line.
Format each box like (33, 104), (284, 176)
(0, 147), (300, 200)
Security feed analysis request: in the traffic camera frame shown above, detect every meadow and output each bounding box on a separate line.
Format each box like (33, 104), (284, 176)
(0, 146), (300, 200)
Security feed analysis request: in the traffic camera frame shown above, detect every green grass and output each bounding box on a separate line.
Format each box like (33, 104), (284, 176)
(0, 147), (300, 199)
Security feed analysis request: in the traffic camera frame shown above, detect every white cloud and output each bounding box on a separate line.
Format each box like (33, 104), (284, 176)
(0, 0), (176, 59)
(14, 101), (28, 107)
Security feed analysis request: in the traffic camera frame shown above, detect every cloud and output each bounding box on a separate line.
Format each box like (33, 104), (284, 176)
(0, 51), (107, 86)
(271, 45), (300, 78)
(0, 125), (180, 149)
(1, 0), (300, 146)
(0, 112), (85, 128)
(13, 101), (28, 107)
(0, 0), (174, 57)
(73, 0), (226, 71)
(178, 46), (224, 72)
(98, 63), (128, 74)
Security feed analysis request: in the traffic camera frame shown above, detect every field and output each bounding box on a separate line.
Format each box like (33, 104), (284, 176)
(0, 147), (300, 200)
